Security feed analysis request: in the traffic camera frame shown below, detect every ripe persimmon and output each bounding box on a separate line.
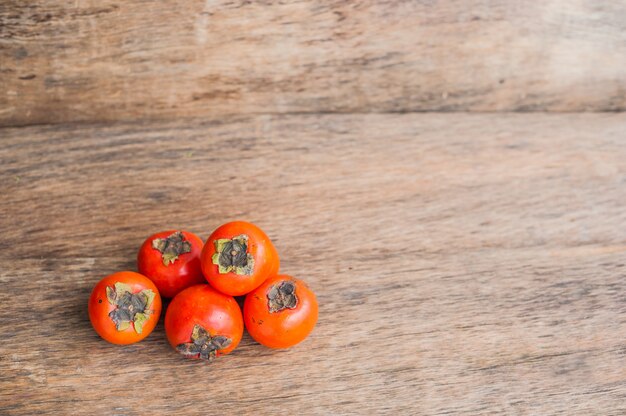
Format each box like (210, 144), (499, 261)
(201, 221), (279, 296)
(137, 230), (204, 298)
(165, 284), (243, 361)
(244, 275), (318, 348)
(88, 271), (162, 345)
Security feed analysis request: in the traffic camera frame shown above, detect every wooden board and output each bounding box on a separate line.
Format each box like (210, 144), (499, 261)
(1, 1), (625, 126)
(1, 113), (625, 414)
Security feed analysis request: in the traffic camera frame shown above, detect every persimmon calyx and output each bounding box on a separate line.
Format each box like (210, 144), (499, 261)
(211, 234), (255, 275)
(106, 282), (155, 334)
(152, 231), (192, 266)
(267, 280), (298, 313)
(176, 324), (232, 361)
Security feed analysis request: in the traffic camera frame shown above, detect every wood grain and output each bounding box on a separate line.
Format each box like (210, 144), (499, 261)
(0, 113), (625, 414)
(1, 1), (625, 127)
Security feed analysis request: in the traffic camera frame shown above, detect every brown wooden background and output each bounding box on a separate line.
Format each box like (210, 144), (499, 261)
(1, 0), (626, 126)
(1, 1), (625, 415)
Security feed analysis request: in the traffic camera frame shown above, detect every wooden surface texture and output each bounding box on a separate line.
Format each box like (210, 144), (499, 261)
(1, 113), (625, 414)
(1, 0), (626, 126)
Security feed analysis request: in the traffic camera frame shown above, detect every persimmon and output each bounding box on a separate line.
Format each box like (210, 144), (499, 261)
(137, 230), (204, 298)
(243, 275), (318, 348)
(200, 221), (279, 296)
(88, 271), (162, 345)
(165, 284), (243, 361)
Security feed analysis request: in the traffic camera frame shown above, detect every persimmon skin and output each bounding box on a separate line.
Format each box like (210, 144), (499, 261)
(165, 284), (243, 359)
(244, 275), (318, 349)
(137, 230), (205, 298)
(88, 271), (162, 345)
(201, 221), (280, 296)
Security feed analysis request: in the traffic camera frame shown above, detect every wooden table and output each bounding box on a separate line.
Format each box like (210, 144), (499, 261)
(1, 113), (625, 415)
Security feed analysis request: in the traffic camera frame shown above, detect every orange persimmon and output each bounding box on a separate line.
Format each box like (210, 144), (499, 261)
(243, 274), (318, 349)
(200, 221), (279, 296)
(88, 271), (162, 345)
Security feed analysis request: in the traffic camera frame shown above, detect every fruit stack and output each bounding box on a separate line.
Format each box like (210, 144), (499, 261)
(88, 221), (318, 362)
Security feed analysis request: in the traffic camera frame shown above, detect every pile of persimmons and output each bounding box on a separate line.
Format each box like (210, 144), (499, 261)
(88, 221), (318, 362)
